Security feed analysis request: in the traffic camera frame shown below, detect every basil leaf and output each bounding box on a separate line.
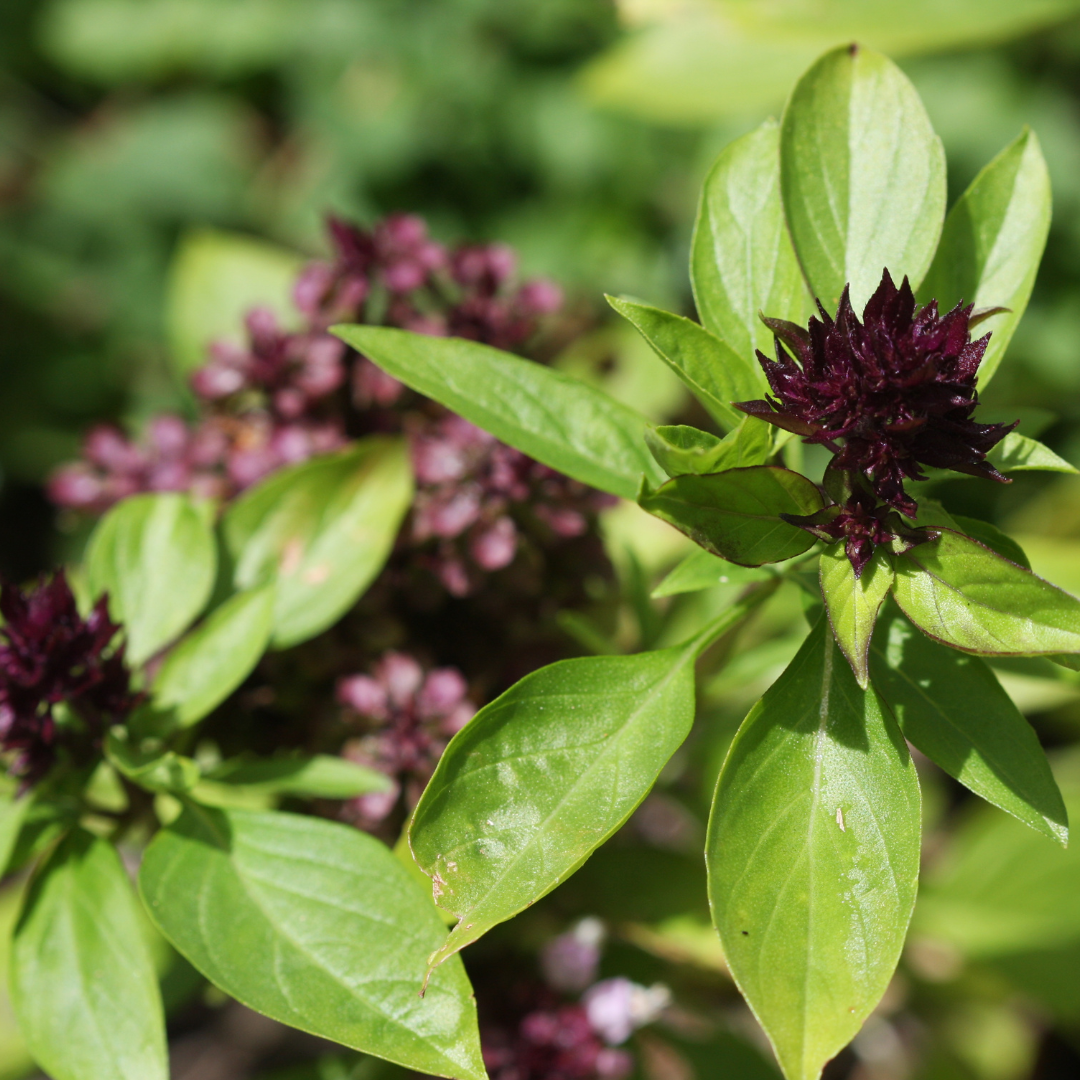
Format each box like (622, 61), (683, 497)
(86, 492), (216, 666)
(12, 830), (168, 1080)
(987, 431), (1076, 474)
(951, 515), (1031, 569)
(153, 584), (276, 727)
(919, 128), (1051, 387)
(140, 805), (485, 1080)
(207, 753), (391, 799)
(332, 325), (662, 499)
(607, 297), (755, 432)
(708, 619), (921, 1080)
(780, 44), (946, 310)
(692, 117), (811, 367)
(892, 529), (1080, 656)
(819, 546), (894, 688)
(871, 604), (1067, 845)
(652, 547), (771, 599)
(223, 438), (413, 649)
(639, 466), (824, 566)
(646, 417), (773, 477)
(105, 729), (201, 794)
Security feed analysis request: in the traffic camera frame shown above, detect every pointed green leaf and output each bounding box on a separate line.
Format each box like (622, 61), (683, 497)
(646, 417), (773, 477)
(892, 529), (1080, 656)
(86, 492), (216, 666)
(870, 604), (1067, 844)
(919, 128), (1051, 387)
(223, 438), (413, 648)
(653, 547), (771, 599)
(987, 431), (1076, 474)
(105, 730), (201, 794)
(12, 830), (168, 1080)
(951, 515), (1030, 569)
(780, 45), (946, 310)
(207, 753), (392, 799)
(607, 297), (761, 431)
(819, 547), (893, 688)
(708, 619), (921, 1080)
(153, 584), (276, 727)
(331, 325), (662, 499)
(140, 805), (485, 1080)
(639, 466), (825, 566)
(409, 595), (772, 977)
(692, 118), (811, 366)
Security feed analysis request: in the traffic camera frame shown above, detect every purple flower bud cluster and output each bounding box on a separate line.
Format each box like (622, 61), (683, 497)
(336, 651), (475, 828)
(409, 414), (616, 596)
(0, 571), (139, 784)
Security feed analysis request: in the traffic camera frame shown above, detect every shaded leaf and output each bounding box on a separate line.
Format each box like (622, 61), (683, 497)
(105, 729), (200, 794)
(639, 466), (824, 566)
(332, 326), (662, 500)
(892, 529), (1080, 656)
(140, 805), (485, 1080)
(870, 604), (1066, 844)
(820, 547), (893, 688)
(951, 515), (1030, 569)
(919, 129), (1051, 386)
(780, 44), (946, 310)
(223, 438), (413, 648)
(708, 619), (921, 1080)
(86, 492), (216, 665)
(646, 417), (773, 477)
(12, 829), (168, 1080)
(652, 547), (770, 599)
(692, 118), (811, 365)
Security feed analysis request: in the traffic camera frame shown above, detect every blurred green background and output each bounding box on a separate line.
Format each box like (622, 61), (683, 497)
(6, 2), (1080, 1079)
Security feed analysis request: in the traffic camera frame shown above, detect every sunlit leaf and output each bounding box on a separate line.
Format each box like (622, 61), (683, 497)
(819, 547), (893, 688)
(645, 417), (773, 477)
(652, 547), (770, 598)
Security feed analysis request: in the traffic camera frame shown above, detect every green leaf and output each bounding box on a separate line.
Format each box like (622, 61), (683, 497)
(820, 547), (894, 688)
(919, 129), (1051, 387)
(892, 529), (1080, 656)
(105, 729), (201, 793)
(607, 296), (757, 431)
(646, 417), (773, 477)
(153, 583), (276, 727)
(780, 44), (946, 310)
(987, 431), (1076, 474)
(870, 604), (1067, 844)
(207, 754), (392, 799)
(691, 117), (811, 366)
(166, 229), (304, 375)
(223, 438), (413, 648)
(708, 619), (921, 1080)
(639, 466), (824, 566)
(951, 515), (1031, 569)
(0, 787), (31, 879)
(331, 325), (662, 500)
(652, 547), (771, 598)
(86, 492), (216, 666)
(408, 593), (771, 978)
(139, 805), (484, 1080)
(12, 829), (168, 1080)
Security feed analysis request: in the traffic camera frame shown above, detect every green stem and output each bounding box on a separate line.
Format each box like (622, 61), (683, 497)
(680, 575), (782, 659)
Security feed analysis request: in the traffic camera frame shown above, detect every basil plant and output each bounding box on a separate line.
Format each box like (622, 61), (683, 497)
(336, 44), (1074, 1080)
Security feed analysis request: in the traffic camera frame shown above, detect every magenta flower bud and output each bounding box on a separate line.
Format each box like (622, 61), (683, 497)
(46, 465), (104, 510)
(188, 423), (229, 467)
(382, 260), (427, 294)
(583, 979), (670, 1046)
(485, 243), (517, 284)
(270, 425), (314, 464)
(349, 781), (400, 826)
(540, 918), (604, 993)
(293, 261), (335, 316)
(416, 668), (468, 718)
(426, 489), (483, 539)
(534, 504), (587, 538)
(376, 652), (424, 708)
(191, 363), (246, 400)
(470, 516), (517, 571)
(84, 426), (144, 473)
(376, 213), (428, 251)
(227, 446), (280, 488)
(595, 1048), (634, 1079)
(244, 306), (280, 347)
(402, 314), (448, 336)
(441, 702), (475, 735)
(337, 675), (389, 719)
(273, 387), (308, 419)
(516, 278), (563, 316)
(411, 435), (470, 485)
(450, 246), (490, 286)
(147, 415), (190, 458)
(147, 460), (192, 492)
(352, 360), (406, 407)
(436, 556), (471, 597)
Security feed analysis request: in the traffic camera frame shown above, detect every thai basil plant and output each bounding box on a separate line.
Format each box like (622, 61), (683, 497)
(0, 40), (1075, 1080)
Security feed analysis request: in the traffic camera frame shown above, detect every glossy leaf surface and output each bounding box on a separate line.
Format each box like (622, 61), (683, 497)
(86, 492), (216, 665)
(820, 547), (893, 688)
(12, 830), (168, 1080)
(987, 431), (1076, 474)
(223, 438), (412, 648)
(709, 620), (921, 1080)
(892, 529), (1080, 656)
(207, 754), (391, 798)
(692, 117), (810, 367)
(153, 584), (276, 727)
(639, 466), (824, 566)
(870, 604), (1066, 844)
(333, 325), (662, 499)
(646, 417), (773, 477)
(652, 547), (771, 598)
(140, 805), (485, 1080)
(919, 128), (1051, 386)
(780, 45), (946, 310)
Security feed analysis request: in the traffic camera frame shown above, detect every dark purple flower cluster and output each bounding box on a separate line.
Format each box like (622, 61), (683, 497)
(410, 414), (616, 596)
(336, 652), (475, 829)
(737, 270), (1016, 574)
(0, 572), (139, 783)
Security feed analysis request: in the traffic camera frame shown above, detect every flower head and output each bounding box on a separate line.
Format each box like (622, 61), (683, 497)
(0, 571), (140, 783)
(737, 269), (1016, 519)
